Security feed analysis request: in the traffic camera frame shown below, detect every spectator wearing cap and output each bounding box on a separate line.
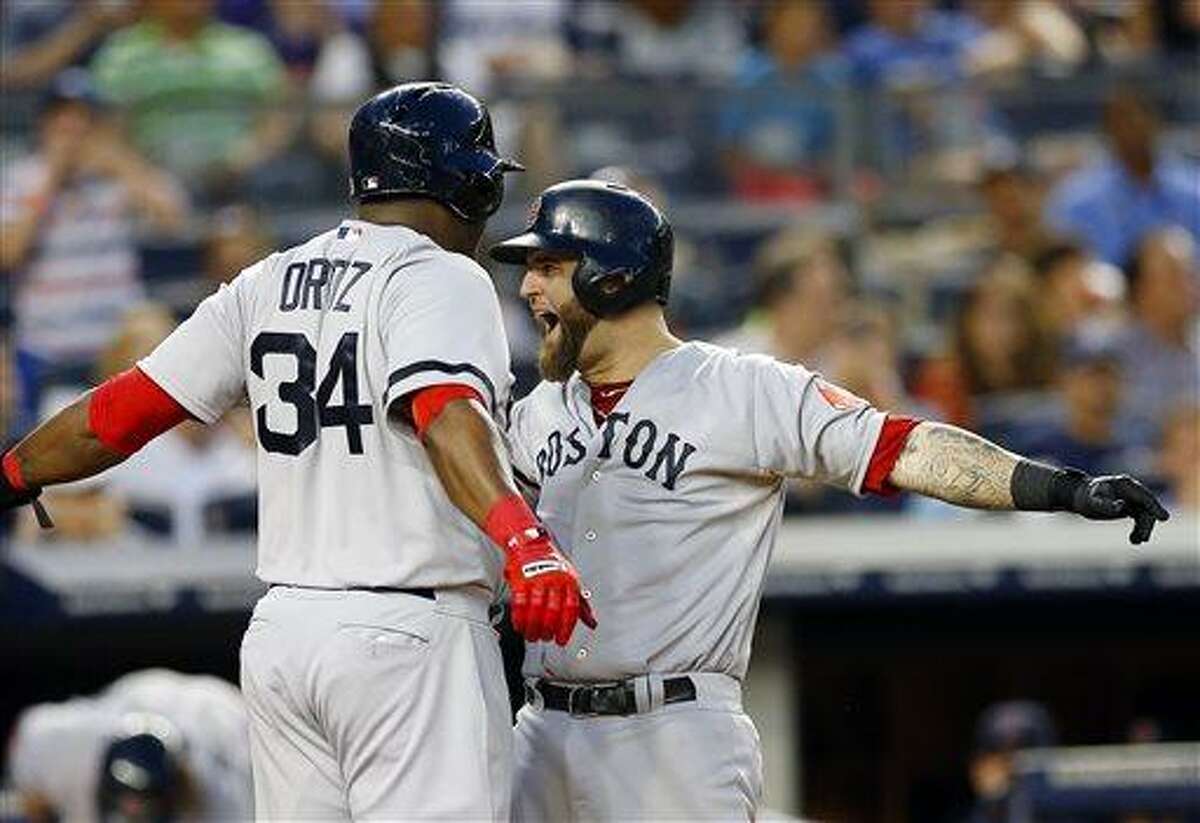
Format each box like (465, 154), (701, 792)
(1116, 226), (1200, 447)
(89, 0), (290, 196)
(0, 69), (187, 421)
(1009, 332), (1130, 477)
(962, 700), (1057, 823)
(1044, 89), (1200, 265)
(718, 0), (846, 203)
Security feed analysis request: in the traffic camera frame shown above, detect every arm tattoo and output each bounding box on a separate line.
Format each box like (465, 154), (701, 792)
(887, 422), (1019, 509)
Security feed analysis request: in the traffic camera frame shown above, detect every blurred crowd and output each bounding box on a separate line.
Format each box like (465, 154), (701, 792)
(1, 0), (1197, 546)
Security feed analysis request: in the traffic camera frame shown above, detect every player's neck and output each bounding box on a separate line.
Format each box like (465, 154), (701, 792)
(578, 307), (681, 384)
(354, 201), (483, 256)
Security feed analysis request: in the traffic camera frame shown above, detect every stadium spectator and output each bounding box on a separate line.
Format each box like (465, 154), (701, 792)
(204, 204), (275, 286)
(439, 0), (571, 93)
(1043, 89), (1200, 265)
(1010, 332), (1129, 476)
(1030, 240), (1125, 343)
(262, 0), (330, 81)
(961, 0), (1087, 80)
(1074, 0), (1161, 66)
(714, 227), (850, 371)
(0, 0), (133, 90)
(914, 256), (1054, 428)
(97, 304), (257, 545)
(961, 701), (1057, 823)
(0, 70), (187, 416)
(974, 151), (1056, 264)
(1116, 226), (1200, 446)
(718, 0), (845, 202)
(1157, 402), (1200, 513)
(90, 0), (291, 196)
(574, 0), (747, 80)
(843, 0), (984, 87)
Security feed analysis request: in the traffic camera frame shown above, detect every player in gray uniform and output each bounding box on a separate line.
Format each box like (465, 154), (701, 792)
(489, 180), (1169, 821)
(0, 84), (595, 820)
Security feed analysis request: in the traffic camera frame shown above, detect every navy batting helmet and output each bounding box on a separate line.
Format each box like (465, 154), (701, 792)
(348, 82), (523, 222)
(97, 731), (182, 823)
(489, 180), (674, 317)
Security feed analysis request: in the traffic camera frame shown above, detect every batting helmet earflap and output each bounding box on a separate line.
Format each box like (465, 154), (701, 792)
(348, 82), (523, 222)
(488, 180), (674, 317)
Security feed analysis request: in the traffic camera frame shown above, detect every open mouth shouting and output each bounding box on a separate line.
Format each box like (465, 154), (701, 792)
(534, 306), (561, 336)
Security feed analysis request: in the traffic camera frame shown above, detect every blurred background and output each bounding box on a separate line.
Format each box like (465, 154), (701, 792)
(0, 1), (1197, 821)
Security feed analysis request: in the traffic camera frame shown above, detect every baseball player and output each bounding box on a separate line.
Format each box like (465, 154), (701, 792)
(488, 179), (1169, 821)
(7, 669), (250, 822)
(0, 83), (595, 819)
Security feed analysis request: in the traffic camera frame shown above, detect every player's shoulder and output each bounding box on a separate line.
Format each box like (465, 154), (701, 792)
(393, 230), (493, 289)
(675, 339), (808, 381)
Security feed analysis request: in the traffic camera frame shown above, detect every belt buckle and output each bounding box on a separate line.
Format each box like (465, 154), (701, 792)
(567, 685), (598, 718)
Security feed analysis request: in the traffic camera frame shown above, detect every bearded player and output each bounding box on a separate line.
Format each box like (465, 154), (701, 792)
(489, 179), (1169, 821)
(0, 84), (595, 819)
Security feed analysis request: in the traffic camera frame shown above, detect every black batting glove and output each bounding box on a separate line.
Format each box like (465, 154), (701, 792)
(1064, 474), (1170, 545)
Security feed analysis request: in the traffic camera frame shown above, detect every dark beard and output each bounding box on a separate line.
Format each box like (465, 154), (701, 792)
(538, 298), (598, 382)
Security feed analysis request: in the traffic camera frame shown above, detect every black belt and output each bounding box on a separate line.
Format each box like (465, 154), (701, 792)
(527, 676), (697, 717)
(269, 583), (435, 601)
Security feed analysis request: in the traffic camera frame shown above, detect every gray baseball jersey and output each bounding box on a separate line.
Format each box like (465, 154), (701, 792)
(139, 219), (512, 591)
(507, 341), (886, 682)
(138, 219), (516, 818)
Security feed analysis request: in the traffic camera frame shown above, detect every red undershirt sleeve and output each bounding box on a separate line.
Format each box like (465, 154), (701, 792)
(88, 367), (194, 456)
(408, 383), (486, 439)
(861, 415), (923, 497)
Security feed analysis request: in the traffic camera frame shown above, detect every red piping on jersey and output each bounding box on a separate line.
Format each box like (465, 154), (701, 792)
(88, 367), (192, 456)
(862, 415), (923, 496)
(409, 383), (485, 439)
(2, 450), (28, 492)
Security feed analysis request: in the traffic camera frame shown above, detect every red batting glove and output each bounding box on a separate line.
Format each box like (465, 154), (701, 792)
(503, 526), (597, 646)
(485, 494), (597, 646)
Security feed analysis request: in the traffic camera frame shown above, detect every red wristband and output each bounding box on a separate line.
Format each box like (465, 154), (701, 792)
(2, 451), (28, 492)
(484, 493), (540, 552)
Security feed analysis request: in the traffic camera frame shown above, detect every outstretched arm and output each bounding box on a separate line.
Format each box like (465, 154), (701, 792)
(2, 369), (192, 521)
(887, 421), (1169, 544)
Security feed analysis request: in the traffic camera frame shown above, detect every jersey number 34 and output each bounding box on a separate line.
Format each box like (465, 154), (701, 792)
(250, 331), (374, 456)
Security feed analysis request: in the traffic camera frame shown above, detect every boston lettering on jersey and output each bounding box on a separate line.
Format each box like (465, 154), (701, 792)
(279, 258), (371, 312)
(535, 412), (697, 491)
